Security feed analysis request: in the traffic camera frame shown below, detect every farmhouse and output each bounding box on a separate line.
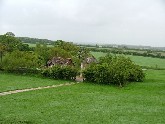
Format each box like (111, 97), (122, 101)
(47, 57), (74, 67)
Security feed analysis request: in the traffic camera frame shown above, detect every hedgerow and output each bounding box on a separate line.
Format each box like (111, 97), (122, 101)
(42, 65), (78, 80)
(83, 54), (145, 86)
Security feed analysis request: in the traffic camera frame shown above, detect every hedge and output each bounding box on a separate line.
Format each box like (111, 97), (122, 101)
(42, 65), (78, 80)
(83, 54), (145, 86)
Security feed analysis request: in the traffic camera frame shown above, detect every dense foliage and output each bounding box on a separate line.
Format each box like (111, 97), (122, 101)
(0, 33), (88, 80)
(0, 34), (21, 52)
(1, 50), (40, 74)
(0, 34), (32, 62)
(42, 65), (78, 80)
(83, 54), (145, 86)
(0, 32), (146, 85)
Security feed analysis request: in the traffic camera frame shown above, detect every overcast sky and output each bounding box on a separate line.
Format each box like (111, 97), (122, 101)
(0, 0), (165, 47)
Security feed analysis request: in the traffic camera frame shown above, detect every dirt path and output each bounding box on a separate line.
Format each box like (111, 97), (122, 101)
(0, 82), (81, 96)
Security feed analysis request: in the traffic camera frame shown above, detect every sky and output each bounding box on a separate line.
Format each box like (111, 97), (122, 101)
(0, 0), (165, 47)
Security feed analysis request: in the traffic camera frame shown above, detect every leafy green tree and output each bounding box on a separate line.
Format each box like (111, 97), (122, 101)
(18, 43), (31, 51)
(54, 40), (80, 57)
(0, 34), (22, 52)
(0, 33), (32, 62)
(34, 43), (49, 65)
(78, 47), (90, 61)
(5, 32), (15, 37)
(0, 43), (6, 62)
(49, 47), (71, 59)
(1, 50), (40, 73)
(54, 40), (91, 68)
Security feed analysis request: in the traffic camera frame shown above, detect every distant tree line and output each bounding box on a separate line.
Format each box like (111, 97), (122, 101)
(17, 37), (54, 45)
(89, 48), (165, 59)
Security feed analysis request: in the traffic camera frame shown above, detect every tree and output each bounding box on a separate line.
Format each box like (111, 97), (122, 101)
(0, 43), (6, 62)
(18, 43), (31, 51)
(5, 32), (15, 37)
(0, 34), (22, 52)
(1, 50), (40, 73)
(54, 40), (80, 57)
(34, 43), (49, 65)
(78, 47), (90, 61)
(0, 33), (32, 62)
(49, 47), (71, 59)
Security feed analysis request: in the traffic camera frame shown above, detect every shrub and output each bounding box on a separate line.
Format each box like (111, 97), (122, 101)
(128, 65), (145, 82)
(42, 65), (78, 80)
(1, 50), (40, 74)
(83, 54), (145, 86)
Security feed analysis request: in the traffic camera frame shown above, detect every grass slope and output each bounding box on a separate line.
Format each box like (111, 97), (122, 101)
(0, 70), (165, 124)
(0, 72), (71, 92)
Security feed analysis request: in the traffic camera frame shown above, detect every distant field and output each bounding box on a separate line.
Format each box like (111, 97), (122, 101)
(26, 43), (36, 47)
(25, 43), (53, 47)
(91, 51), (165, 69)
(91, 51), (106, 59)
(127, 55), (165, 69)
(0, 70), (165, 124)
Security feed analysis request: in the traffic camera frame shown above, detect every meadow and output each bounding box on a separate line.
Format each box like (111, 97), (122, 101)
(0, 73), (70, 92)
(0, 70), (165, 124)
(0, 51), (165, 123)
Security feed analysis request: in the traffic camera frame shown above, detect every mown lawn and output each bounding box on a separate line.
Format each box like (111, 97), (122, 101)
(91, 51), (165, 69)
(0, 72), (71, 92)
(0, 70), (165, 124)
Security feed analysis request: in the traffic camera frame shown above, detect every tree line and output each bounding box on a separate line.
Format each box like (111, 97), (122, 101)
(89, 47), (165, 59)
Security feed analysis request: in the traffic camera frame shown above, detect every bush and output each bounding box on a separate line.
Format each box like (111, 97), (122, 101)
(128, 65), (145, 82)
(83, 54), (145, 86)
(42, 65), (78, 80)
(1, 50), (41, 74)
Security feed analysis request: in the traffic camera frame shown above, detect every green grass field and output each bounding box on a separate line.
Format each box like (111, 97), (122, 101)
(91, 51), (165, 69)
(0, 72), (70, 92)
(0, 70), (165, 124)
(25, 43), (53, 47)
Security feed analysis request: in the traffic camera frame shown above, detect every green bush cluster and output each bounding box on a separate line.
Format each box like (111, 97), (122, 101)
(0, 50), (78, 78)
(83, 54), (145, 86)
(1, 50), (40, 74)
(42, 65), (78, 80)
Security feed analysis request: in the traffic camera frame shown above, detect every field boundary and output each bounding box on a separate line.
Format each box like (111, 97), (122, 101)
(0, 82), (81, 96)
